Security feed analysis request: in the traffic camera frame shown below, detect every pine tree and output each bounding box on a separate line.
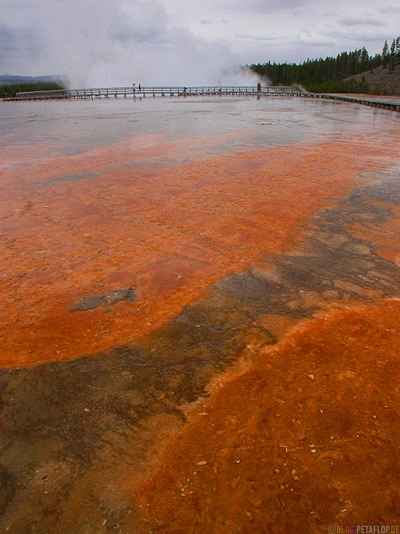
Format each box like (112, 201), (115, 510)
(360, 47), (369, 71)
(390, 39), (396, 70)
(382, 40), (389, 67)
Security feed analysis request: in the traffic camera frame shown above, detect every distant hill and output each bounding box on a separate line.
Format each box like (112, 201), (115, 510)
(0, 74), (66, 86)
(345, 65), (400, 96)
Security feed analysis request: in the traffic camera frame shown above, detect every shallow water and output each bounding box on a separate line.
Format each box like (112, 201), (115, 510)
(1, 96), (400, 533)
(1, 95), (396, 152)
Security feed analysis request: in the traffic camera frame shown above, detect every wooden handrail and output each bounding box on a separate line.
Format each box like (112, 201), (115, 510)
(10, 85), (298, 100)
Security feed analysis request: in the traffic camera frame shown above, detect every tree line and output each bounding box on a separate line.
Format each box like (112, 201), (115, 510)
(1, 82), (64, 98)
(250, 37), (400, 93)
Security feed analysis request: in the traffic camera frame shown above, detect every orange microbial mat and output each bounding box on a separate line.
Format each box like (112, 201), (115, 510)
(1, 97), (400, 533)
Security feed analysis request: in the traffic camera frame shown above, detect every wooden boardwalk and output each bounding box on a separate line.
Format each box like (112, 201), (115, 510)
(5, 85), (296, 101)
(3, 85), (400, 112)
(296, 92), (400, 112)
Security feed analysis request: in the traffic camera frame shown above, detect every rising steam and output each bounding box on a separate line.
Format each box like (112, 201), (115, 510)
(1, 0), (267, 89)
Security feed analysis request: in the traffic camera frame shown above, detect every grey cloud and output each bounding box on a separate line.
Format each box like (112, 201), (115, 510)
(0, 26), (16, 55)
(200, 19), (212, 24)
(358, 34), (390, 44)
(0, 25), (41, 70)
(233, 33), (334, 49)
(326, 29), (389, 44)
(112, 24), (169, 43)
(286, 39), (335, 48)
(109, 1), (171, 44)
(380, 5), (400, 13)
(234, 34), (286, 41)
(339, 17), (385, 27)
(228, 0), (312, 12)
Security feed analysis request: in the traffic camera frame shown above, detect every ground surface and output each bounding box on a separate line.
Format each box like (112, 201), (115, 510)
(1, 98), (400, 533)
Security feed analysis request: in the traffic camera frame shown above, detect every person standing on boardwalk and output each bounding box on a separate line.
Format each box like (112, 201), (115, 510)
(257, 82), (261, 93)
(138, 84), (141, 92)
(132, 83), (136, 95)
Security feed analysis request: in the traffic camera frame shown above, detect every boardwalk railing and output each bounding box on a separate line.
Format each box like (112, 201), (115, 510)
(5, 87), (399, 112)
(7, 85), (297, 101)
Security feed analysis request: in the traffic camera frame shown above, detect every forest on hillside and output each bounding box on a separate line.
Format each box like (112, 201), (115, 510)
(250, 37), (400, 93)
(1, 81), (64, 98)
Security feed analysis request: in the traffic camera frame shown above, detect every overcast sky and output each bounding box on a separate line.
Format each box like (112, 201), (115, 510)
(1, 0), (399, 87)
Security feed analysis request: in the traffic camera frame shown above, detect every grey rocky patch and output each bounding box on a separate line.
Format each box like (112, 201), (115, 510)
(2, 169), (400, 532)
(29, 172), (99, 187)
(69, 287), (137, 312)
